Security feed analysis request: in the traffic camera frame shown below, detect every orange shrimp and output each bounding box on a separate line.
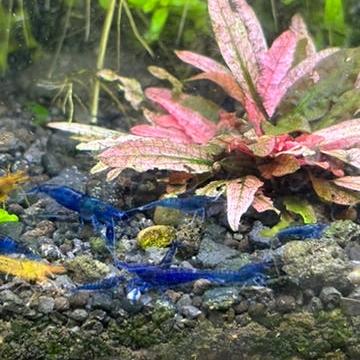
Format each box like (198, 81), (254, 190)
(0, 171), (29, 202)
(0, 255), (65, 282)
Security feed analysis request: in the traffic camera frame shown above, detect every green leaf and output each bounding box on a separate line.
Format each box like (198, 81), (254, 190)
(283, 196), (317, 224)
(314, 88), (360, 130)
(145, 7), (169, 42)
(324, 0), (346, 46)
(180, 95), (220, 123)
(0, 209), (19, 223)
(276, 48), (360, 131)
(260, 213), (293, 237)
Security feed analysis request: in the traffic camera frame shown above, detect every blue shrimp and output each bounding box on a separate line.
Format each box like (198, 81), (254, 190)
(29, 184), (129, 248)
(0, 234), (40, 259)
(75, 275), (124, 291)
(128, 195), (220, 220)
(276, 224), (328, 242)
(115, 242), (271, 302)
(76, 242), (271, 302)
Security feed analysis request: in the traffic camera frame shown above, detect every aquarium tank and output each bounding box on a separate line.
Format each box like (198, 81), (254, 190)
(0, 0), (360, 359)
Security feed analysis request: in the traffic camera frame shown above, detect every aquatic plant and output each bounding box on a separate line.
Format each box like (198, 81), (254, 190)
(53, 0), (360, 231)
(0, 255), (65, 282)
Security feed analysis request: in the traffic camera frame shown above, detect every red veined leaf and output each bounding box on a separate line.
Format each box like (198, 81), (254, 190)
(259, 155), (300, 179)
(244, 96), (266, 135)
(332, 176), (360, 192)
(143, 109), (183, 130)
(276, 48), (339, 111)
(310, 174), (360, 205)
(314, 118), (360, 150)
(145, 88), (217, 144)
(226, 176), (264, 231)
(252, 192), (280, 214)
(99, 138), (215, 174)
(175, 50), (228, 73)
(208, 0), (267, 96)
(190, 72), (245, 104)
(130, 125), (192, 144)
(257, 30), (298, 117)
(321, 148), (360, 169)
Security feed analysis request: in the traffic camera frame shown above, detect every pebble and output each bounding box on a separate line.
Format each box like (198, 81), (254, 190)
(69, 309), (89, 322)
(202, 287), (240, 311)
(197, 237), (239, 267)
(276, 295), (296, 313)
(90, 292), (113, 311)
(319, 286), (342, 309)
(38, 296), (55, 314)
(181, 305), (202, 319)
(54, 297), (70, 312)
(69, 292), (90, 308)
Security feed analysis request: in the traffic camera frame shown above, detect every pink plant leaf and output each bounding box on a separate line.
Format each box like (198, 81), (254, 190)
(208, 0), (267, 96)
(252, 192), (280, 214)
(226, 176), (264, 231)
(313, 118), (360, 151)
(143, 109), (183, 130)
(175, 50), (229, 73)
(332, 176), (360, 192)
(290, 14), (317, 58)
(99, 138), (215, 175)
(130, 125), (192, 144)
(257, 30), (298, 117)
(190, 72), (245, 104)
(310, 174), (360, 205)
(145, 88), (217, 144)
(274, 48), (339, 112)
(244, 96), (266, 135)
(321, 148), (360, 169)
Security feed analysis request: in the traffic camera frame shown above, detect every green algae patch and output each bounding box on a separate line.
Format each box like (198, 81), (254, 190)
(137, 225), (176, 249)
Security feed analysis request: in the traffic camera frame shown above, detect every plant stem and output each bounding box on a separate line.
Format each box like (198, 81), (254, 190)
(123, 0), (153, 57)
(90, 0), (116, 124)
(85, 0), (91, 42)
(176, 0), (190, 46)
(47, 2), (72, 78)
(116, 0), (124, 71)
(2, 0), (13, 75)
(271, 0), (278, 32)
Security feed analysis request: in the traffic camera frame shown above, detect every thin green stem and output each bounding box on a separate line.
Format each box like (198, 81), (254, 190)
(271, 0), (278, 32)
(123, 0), (154, 57)
(176, 0), (190, 46)
(90, 0), (116, 123)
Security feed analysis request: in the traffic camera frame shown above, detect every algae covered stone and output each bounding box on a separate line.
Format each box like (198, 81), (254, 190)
(137, 225), (176, 249)
(281, 240), (352, 292)
(67, 255), (110, 282)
